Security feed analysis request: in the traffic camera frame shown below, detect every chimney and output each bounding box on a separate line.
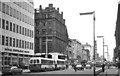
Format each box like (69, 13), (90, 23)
(57, 8), (59, 12)
(61, 12), (63, 18)
(35, 9), (37, 13)
(49, 4), (53, 8)
(39, 5), (42, 10)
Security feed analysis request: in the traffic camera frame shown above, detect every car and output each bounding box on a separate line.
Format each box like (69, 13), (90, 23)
(76, 64), (84, 70)
(2, 66), (23, 75)
(85, 64), (92, 69)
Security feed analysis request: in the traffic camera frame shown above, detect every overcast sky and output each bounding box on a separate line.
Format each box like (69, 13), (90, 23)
(34, 0), (120, 61)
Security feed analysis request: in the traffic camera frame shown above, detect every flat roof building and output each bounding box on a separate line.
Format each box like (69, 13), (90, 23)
(0, 0), (34, 70)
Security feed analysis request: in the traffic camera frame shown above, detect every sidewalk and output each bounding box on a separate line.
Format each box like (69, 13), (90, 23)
(97, 68), (118, 76)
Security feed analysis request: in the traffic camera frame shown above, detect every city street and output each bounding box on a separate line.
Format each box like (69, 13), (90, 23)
(3, 67), (102, 76)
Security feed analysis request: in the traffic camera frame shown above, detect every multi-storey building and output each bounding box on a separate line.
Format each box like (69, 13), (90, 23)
(115, 3), (120, 61)
(0, 0), (34, 70)
(35, 4), (68, 55)
(70, 39), (83, 61)
(67, 39), (74, 60)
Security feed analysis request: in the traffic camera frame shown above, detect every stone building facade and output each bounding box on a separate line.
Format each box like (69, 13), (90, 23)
(35, 4), (68, 55)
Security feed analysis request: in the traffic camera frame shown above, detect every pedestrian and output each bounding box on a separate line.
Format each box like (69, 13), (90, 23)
(73, 64), (77, 72)
(117, 61), (120, 76)
(102, 63), (105, 72)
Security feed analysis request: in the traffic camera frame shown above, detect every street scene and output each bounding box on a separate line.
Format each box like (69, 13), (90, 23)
(0, 0), (120, 76)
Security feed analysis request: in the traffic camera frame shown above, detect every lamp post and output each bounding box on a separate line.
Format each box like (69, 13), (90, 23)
(97, 36), (105, 62)
(80, 11), (96, 76)
(104, 45), (109, 62)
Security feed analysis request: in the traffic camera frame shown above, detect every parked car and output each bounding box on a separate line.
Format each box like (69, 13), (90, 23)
(76, 64), (84, 70)
(2, 66), (22, 75)
(85, 64), (92, 69)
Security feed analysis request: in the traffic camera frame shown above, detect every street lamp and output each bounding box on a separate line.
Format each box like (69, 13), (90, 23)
(80, 11), (96, 76)
(97, 36), (105, 62)
(104, 45), (109, 62)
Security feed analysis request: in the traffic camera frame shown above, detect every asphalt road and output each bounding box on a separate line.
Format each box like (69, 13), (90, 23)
(2, 67), (102, 76)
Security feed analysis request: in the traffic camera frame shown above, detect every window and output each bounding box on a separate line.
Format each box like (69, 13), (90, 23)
(10, 22), (12, 31)
(13, 9), (15, 18)
(19, 12), (21, 21)
(28, 29), (29, 37)
(9, 37), (12, 46)
(22, 40), (24, 48)
(13, 23), (15, 32)
(0, 2), (1, 11)
(16, 25), (18, 33)
(22, 27), (24, 35)
(19, 26), (21, 34)
(6, 36), (8, 46)
(6, 21), (9, 30)
(13, 38), (15, 47)
(32, 31), (33, 38)
(30, 30), (31, 37)
(10, 7), (12, 16)
(16, 39), (18, 47)
(32, 43), (34, 50)
(2, 35), (5, 45)
(25, 41), (26, 49)
(2, 3), (5, 13)
(19, 40), (21, 48)
(2, 19), (5, 29)
(30, 42), (31, 49)
(25, 28), (26, 36)
(27, 41), (29, 49)
(6, 5), (9, 15)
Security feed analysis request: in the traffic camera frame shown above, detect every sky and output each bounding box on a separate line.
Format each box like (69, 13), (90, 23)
(34, 0), (120, 61)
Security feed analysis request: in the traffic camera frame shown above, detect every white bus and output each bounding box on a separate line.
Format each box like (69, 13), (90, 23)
(29, 57), (55, 72)
(54, 59), (66, 70)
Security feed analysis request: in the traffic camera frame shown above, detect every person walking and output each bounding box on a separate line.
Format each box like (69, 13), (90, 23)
(73, 64), (77, 72)
(102, 63), (105, 72)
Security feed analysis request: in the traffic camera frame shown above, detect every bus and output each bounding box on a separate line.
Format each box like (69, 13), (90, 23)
(29, 57), (55, 72)
(54, 59), (66, 70)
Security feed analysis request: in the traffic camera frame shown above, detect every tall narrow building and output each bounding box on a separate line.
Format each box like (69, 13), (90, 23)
(35, 4), (68, 55)
(115, 2), (120, 61)
(0, 0), (34, 70)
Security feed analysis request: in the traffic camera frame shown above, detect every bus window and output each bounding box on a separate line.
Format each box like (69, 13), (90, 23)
(34, 60), (36, 64)
(37, 59), (39, 63)
(30, 60), (33, 64)
(58, 55), (65, 60)
(41, 59), (53, 64)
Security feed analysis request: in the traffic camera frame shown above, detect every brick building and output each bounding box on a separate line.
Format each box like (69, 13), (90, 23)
(35, 4), (68, 55)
